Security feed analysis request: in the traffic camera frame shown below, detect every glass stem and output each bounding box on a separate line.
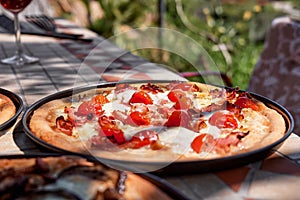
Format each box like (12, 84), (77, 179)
(14, 13), (23, 56)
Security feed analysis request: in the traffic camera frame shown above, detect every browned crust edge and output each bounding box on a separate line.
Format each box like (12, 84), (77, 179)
(28, 82), (286, 162)
(0, 93), (16, 125)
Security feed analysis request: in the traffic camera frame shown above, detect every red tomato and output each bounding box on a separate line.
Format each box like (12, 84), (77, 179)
(167, 90), (185, 102)
(225, 102), (237, 112)
(165, 110), (191, 128)
(98, 115), (116, 130)
(173, 97), (191, 110)
(98, 115), (125, 144)
(126, 130), (159, 149)
(167, 90), (191, 110)
(127, 111), (150, 126)
(235, 96), (259, 111)
(209, 111), (238, 129)
(191, 134), (215, 153)
(129, 91), (153, 105)
(92, 94), (109, 105)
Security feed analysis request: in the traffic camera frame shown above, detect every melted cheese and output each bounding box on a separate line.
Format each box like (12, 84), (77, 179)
(55, 109), (67, 119)
(238, 108), (270, 149)
(148, 92), (174, 108)
(159, 127), (198, 154)
(199, 125), (221, 138)
(116, 89), (136, 103)
(190, 91), (225, 109)
(102, 102), (129, 114)
(58, 85), (272, 157)
(240, 108), (269, 131)
(66, 87), (224, 145)
(75, 123), (97, 141)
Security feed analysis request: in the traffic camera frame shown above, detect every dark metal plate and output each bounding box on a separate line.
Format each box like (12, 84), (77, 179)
(0, 88), (24, 131)
(22, 81), (294, 174)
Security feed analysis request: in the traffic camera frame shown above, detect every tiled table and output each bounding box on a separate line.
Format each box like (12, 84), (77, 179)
(0, 18), (300, 200)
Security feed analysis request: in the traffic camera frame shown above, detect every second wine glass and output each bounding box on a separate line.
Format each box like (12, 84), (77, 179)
(0, 0), (39, 66)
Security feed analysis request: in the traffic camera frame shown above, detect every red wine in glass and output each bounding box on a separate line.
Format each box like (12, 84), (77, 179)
(1, 0), (32, 14)
(0, 0), (39, 66)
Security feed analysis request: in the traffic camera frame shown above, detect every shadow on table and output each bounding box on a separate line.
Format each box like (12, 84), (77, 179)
(12, 120), (59, 156)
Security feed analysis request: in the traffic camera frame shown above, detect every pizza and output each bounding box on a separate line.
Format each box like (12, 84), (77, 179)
(0, 93), (16, 125)
(0, 156), (173, 199)
(29, 81), (286, 162)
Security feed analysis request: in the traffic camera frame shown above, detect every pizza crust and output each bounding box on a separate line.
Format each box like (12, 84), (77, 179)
(28, 82), (287, 163)
(242, 107), (286, 149)
(213, 105), (286, 156)
(29, 99), (88, 153)
(0, 93), (16, 125)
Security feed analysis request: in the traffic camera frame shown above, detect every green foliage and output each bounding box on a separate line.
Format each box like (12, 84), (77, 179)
(89, 0), (156, 37)
(159, 0), (281, 88)
(82, 0), (287, 89)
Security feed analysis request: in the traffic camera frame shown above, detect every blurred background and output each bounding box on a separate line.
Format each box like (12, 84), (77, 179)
(33, 0), (300, 89)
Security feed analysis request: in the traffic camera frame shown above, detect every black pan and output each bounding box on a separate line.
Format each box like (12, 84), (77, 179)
(0, 88), (24, 131)
(22, 81), (294, 175)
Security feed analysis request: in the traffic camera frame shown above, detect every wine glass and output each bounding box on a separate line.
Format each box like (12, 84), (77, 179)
(0, 0), (39, 66)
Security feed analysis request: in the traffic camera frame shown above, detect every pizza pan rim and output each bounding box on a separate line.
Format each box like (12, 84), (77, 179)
(0, 88), (25, 131)
(21, 80), (294, 174)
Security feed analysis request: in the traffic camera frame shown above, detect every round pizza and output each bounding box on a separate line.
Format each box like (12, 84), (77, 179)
(29, 82), (286, 162)
(0, 93), (16, 125)
(0, 156), (173, 199)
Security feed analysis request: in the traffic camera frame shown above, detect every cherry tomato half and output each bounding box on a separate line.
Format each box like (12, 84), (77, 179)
(173, 97), (192, 110)
(127, 111), (150, 126)
(208, 111), (238, 129)
(129, 91), (153, 105)
(165, 110), (191, 128)
(92, 94), (109, 105)
(167, 90), (191, 110)
(126, 130), (159, 149)
(98, 115), (125, 144)
(167, 90), (186, 102)
(191, 133), (215, 153)
(234, 96), (259, 111)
